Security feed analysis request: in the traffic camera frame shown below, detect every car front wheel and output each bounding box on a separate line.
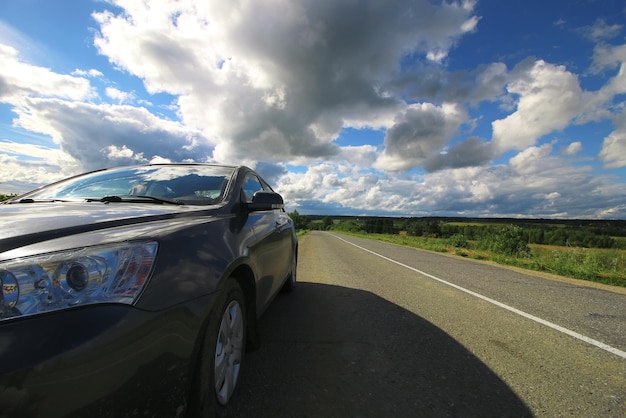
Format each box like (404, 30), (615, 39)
(193, 278), (246, 416)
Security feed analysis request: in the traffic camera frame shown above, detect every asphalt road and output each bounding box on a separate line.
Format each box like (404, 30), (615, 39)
(229, 231), (626, 417)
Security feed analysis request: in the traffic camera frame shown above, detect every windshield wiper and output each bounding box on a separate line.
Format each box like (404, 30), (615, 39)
(12, 198), (72, 204)
(93, 195), (185, 205)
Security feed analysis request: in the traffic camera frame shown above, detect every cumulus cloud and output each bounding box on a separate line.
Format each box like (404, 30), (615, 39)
(392, 62), (509, 104)
(423, 136), (495, 172)
(92, 0), (479, 164)
(599, 110), (626, 169)
(279, 147), (624, 218)
(0, 38), (213, 173)
(11, 98), (210, 170)
(509, 143), (554, 174)
(563, 141), (582, 155)
(374, 102), (467, 171)
(0, 141), (75, 190)
(492, 59), (583, 152)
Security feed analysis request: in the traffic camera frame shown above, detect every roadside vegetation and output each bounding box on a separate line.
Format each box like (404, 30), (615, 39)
(0, 194), (16, 202)
(289, 211), (626, 288)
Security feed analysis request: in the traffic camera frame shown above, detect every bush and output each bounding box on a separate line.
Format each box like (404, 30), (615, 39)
(0, 194), (17, 202)
(447, 233), (468, 248)
(481, 225), (530, 257)
(334, 220), (363, 233)
(287, 210), (309, 230)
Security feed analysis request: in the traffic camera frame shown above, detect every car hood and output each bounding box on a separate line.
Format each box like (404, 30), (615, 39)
(0, 202), (216, 252)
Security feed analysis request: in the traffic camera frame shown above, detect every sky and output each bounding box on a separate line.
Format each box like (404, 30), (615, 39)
(0, 0), (625, 219)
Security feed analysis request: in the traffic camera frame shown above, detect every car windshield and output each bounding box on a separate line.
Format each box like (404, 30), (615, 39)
(20, 164), (236, 205)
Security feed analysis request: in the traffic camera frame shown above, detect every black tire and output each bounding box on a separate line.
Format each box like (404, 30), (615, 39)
(192, 279), (246, 417)
(281, 248), (297, 293)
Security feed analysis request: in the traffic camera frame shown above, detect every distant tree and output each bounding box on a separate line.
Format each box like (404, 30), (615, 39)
(462, 225), (481, 240)
(424, 220), (441, 238)
(527, 228), (544, 245)
(307, 220), (323, 230)
(406, 221), (424, 237)
(482, 225), (530, 257)
(546, 228), (568, 246)
(334, 219), (363, 233)
(364, 218), (389, 234)
(364, 219), (376, 233)
(0, 194), (17, 202)
(288, 210), (308, 230)
(383, 218), (395, 234)
(440, 223), (460, 238)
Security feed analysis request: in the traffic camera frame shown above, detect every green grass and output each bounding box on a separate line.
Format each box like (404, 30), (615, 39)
(527, 246), (626, 287)
(336, 232), (626, 288)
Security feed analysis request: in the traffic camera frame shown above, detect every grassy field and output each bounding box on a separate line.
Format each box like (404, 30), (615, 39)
(337, 232), (626, 288)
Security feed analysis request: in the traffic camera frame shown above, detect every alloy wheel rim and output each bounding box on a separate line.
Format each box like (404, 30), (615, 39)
(214, 299), (244, 405)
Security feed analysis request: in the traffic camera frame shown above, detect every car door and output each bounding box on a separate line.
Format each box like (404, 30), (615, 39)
(258, 177), (294, 283)
(241, 173), (291, 310)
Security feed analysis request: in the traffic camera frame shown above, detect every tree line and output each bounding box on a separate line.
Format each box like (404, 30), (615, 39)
(398, 220), (619, 249)
(288, 211), (626, 250)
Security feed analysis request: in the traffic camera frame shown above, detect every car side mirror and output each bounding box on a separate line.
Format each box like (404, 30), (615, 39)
(247, 191), (284, 211)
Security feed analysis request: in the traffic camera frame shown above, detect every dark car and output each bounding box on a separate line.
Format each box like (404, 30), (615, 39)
(0, 164), (298, 417)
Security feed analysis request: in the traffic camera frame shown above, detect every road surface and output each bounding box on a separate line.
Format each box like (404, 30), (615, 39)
(230, 231), (626, 417)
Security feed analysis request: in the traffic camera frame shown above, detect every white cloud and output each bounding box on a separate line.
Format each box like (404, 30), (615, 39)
(0, 141), (77, 192)
(599, 110), (626, 169)
(280, 144), (622, 218)
(6, 97), (210, 171)
(101, 144), (144, 161)
(91, 0), (479, 164)
(0, 44), (96, 103)
(509, 143), (554, 174)
(0, 139), (61, 160)
(563, 141), (582, 155)
(72, 68), (103, 78)
(492, 60), (583, 152)
(105, 87), (135, 104)
(591, 43), (626, 73)
(579, 18), (623, 42)
(427, 50), (449, 63)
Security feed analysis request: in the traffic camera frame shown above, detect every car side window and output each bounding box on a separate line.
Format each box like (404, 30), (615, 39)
(242, 174), (264, 203)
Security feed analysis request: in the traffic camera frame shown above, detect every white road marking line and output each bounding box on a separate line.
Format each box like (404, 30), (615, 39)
(331, 234), (626, 360)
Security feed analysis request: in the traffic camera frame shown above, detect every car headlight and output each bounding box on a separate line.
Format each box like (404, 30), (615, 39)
(0, 241), (158, 321)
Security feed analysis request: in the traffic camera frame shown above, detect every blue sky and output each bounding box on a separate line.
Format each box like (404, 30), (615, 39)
(1, 0), (625, 218)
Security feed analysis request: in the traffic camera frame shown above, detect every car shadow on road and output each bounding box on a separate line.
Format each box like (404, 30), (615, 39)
(230, 282), (532, 417)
